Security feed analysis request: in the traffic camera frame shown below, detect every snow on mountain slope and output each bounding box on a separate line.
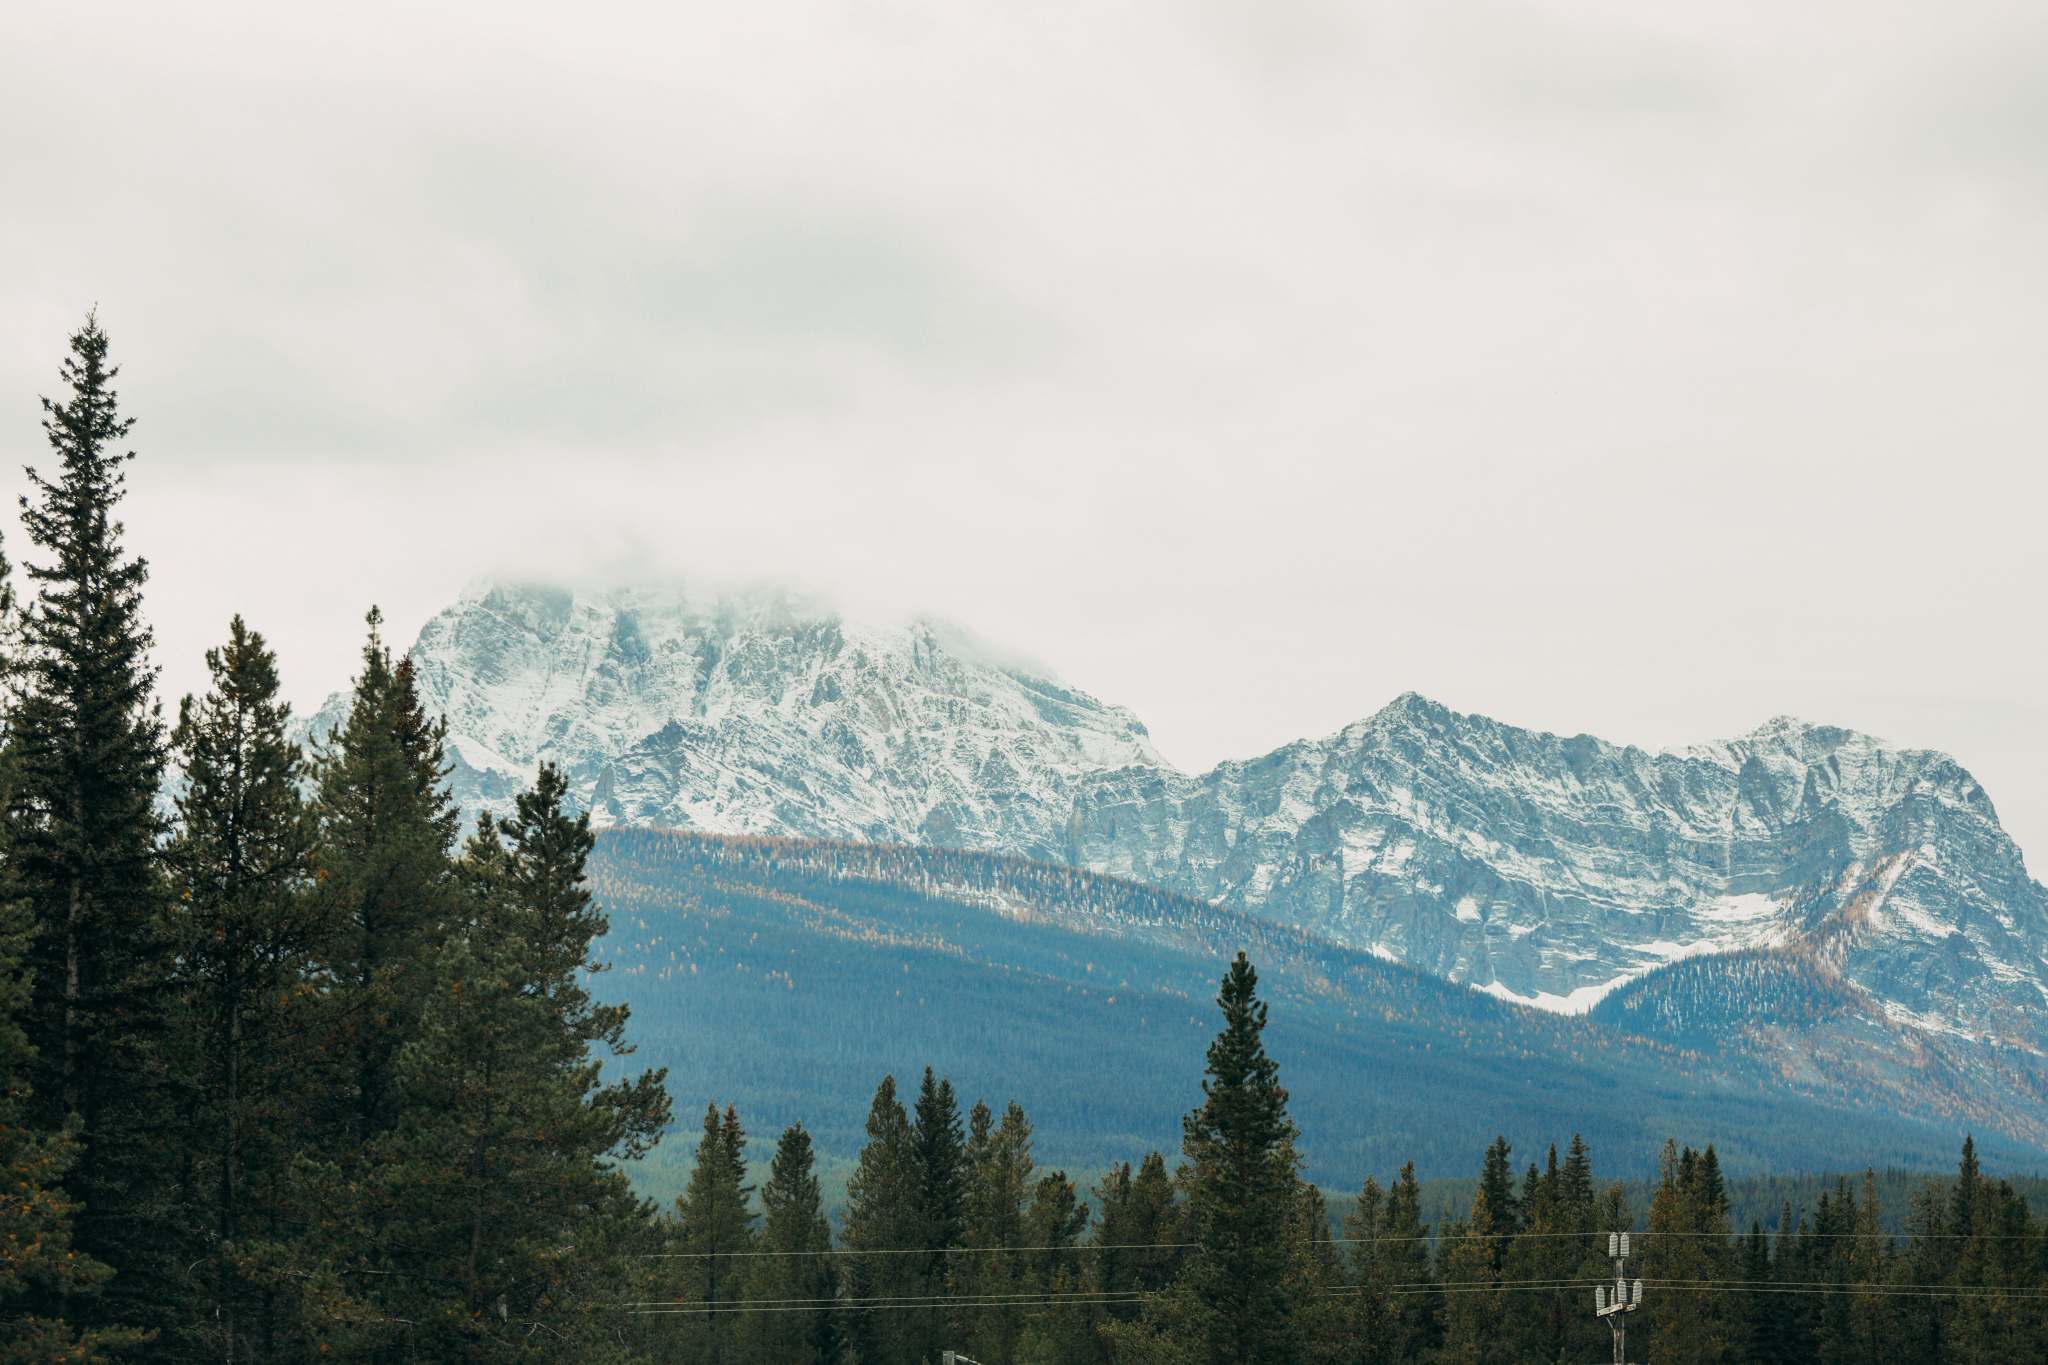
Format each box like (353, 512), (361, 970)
(301, 581), (1169, 864)
(301, 580), (2048, 1061)
(1070, 694), (2048, 1053)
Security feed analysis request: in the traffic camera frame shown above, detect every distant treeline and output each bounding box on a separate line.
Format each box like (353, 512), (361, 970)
(1406, 1169), (2048, 1241)
(651, 996), (2048, 1365)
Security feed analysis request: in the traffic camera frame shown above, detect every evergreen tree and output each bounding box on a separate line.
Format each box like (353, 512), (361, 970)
(462, 764), (669, 1145)
(1344, 1162), (1435, 1365)
(738, 1123), (837, 1365)
(1727, 1220), (1777, 1365)
(1902, 1173), (1956, 1362)
(1276, 1156), (1345, 1365)
(166, 617), (321, 1362)
(1502, 1144), (1580, 1364)
(5, 312), (186, 1340)
(0, 807), (141, 1362)
(1093, 1152), (1184, 1319)
(1842, 1170), (1898, 1365)
(907, 1069), (967, 1359)
(467, 765), (614, 1019)
(1180, 953), (1302, 1365)
(1092, 1154), (1196, 1365)
(305, 750), (668, 1362)
(334, 934), (663, 1362)
(1014, 1170), (1092, 1365)
(913, 1068), (969, 1255)
(1952, 1134), (1982, 1243)
(1642, 1139), (1731, 1365)
(668, 1104), (757, 1364)
(1551, 1135), (1612, 1365)
(307, 609), (459, 1142)
(841, 1075), (923, 1365)
(1437, 1137), (1519, 1365)
(1474, 1136), (1521, 1251)
(959, 1100), (1036, 1364)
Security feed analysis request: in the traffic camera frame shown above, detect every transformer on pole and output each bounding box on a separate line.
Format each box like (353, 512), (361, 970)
(1592, 1231), (1642, 1365)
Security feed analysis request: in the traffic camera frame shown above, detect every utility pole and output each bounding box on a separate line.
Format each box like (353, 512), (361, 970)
(1593, 1231), (1642, 1365)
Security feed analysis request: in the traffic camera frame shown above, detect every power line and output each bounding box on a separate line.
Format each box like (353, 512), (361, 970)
(637, 1229), (2036, 1259)
(638, 1242), (1191, 1259)
(628, 1297), (1114, 1309)
(618, 1301), (1155, 1317)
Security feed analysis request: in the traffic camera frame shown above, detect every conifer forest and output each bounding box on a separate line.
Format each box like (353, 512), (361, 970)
(3, 316), (2045, 1365)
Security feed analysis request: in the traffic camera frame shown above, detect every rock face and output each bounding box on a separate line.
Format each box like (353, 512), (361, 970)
(309, 580), (2048, 1054)
(1069, 696), (2048, 1056)
(301, 581), (1169, 865)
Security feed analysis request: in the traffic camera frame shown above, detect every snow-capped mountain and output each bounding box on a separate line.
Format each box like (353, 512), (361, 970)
(299, 580), (1171, 860)
(1070, 695), (2048, 1056)
(301, 581), (2048, 1062)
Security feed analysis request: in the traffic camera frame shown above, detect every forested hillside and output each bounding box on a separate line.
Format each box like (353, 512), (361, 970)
(633, 962), (2048, 1365)
(582, 827), (2047, 1183)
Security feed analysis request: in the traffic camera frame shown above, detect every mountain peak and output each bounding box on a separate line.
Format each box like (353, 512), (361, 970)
(1362, 690), (1454, 730)
(385, 578), (1167, 861)
(326, 586), (2048, 1091)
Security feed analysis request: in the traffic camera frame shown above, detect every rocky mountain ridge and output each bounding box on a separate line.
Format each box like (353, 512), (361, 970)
(295, 581), (2048, 1065)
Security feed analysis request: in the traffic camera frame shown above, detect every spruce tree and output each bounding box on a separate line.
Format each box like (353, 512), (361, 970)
(1501, 1145), (1574, 1363)
(1344, 1162), (1436, 1365)
(1473, 1134), (1521, 1257)
(0, 803), (141, 1362)
(1729, 1221), (1776, 1365)
(1181, 952), (1302, 1365)
(167, 617), (322, 1361)
(319, 761), (670, 1362)
(464, 763), (668, 1142)
(1095, 1152), (1183, 1304)
(1389, 1164), (1440, 1359)
(959, 1099), (1035, 1362)
(908, 1068), (967, 1359)
(841, 1075), (923, 1365)
(308, 610), (459, 1140)
(739, 1123), (837, 1365)
(1556, 1136), (1613, 1365)
(670, 1103), (757, 1364)
(5, 312), (186, 1339)
(1015, 1170), (1092, 1365)
(1845, 1171), (1896, 1365)
(912, 1067), (968, 1254)
(1643, 1139), (1731, 1365)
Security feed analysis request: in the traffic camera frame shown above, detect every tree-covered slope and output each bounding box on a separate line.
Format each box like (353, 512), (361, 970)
(584, 829), (2047, 1187)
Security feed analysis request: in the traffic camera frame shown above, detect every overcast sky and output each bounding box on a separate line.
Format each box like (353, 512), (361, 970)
(5, 2), (2047, 856)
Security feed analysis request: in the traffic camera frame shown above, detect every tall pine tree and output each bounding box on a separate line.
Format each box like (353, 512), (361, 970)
(738, 1123), (837, 1365)
(327, 761), (669, 1362)
(1180, 953), (1302, 1365)
(1344, 1163), (1436, 1365)
(167, 616), (321, 1363)
(841, 1075), (923, 1365)
(307, 609), (459, 1143)
(910, 1067), (968, 1352)
(5, 313), (186, 1341)
(664, 1103), (756, 1365)
(958, 1099), (1036, 1363)
(0, 756), (139, 1362)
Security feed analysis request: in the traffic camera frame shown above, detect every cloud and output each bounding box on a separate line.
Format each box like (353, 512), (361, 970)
(4, 0), (2048, 857)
